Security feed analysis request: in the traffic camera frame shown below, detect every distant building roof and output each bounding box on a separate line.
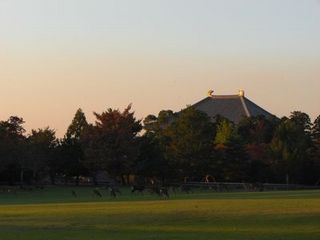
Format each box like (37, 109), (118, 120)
(192, 90), (275, 123)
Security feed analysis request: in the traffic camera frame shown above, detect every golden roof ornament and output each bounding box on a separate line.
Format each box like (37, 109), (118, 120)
(208, 89), (214, 97)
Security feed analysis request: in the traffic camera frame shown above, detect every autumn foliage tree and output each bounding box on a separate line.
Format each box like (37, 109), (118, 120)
(0, 107), (319, 186)
(237, 116), (278, 182)
(82, 104), (142, 183)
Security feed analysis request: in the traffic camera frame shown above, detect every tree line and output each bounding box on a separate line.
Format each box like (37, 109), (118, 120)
(0, 105), (319, 186)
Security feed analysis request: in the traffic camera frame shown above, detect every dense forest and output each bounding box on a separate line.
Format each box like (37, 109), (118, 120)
(0, 105), (319, 186)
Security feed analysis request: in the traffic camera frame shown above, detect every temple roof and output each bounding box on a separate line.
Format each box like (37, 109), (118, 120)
(192, 92), (275, 123)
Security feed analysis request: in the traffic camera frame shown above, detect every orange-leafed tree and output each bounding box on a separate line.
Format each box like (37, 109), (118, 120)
(82, 104), (142, 183)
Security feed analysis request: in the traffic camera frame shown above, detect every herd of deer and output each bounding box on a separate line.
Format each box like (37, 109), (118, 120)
(71, 183), (194, 199)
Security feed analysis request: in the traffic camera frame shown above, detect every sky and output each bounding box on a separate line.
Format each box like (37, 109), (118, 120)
(1, 0), (320, 137)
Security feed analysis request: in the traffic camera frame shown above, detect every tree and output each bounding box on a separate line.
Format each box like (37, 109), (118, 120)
(270, 118), (311, 184)
(134, 134), (168, 180)
(237, 116), (278, 144)
(213, 119), (249, 182)
(82, 104), (142, 183)
(140, 110), (176, 181)
(143, 110), (175, 135)
(290, 111), (312, 133)
(164, 107), (215, 179)
(237, 116), (278, 182)
(310, 115), (320, 184)
(0, 116), (27, 184)
(60, 108), (88, 184)
(65, 108), (88, 140)
(312, 115), (320, 141)
(28, 127), (57, 184)
(214, 119), (236, 146)
(143, 114), (159, 133)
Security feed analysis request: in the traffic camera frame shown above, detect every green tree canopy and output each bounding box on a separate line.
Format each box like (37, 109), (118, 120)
(312, 115), (320, 141)
(65, 108), (88, 141)
(59, 108), (89, 183)
(165, 107), (215, 178)
(270, 118), (311, 184)
(237, 116), (278, 144)
(290, 111), (312, 132)
(214, 119), (236, 145)
(27, 127), (57, 183)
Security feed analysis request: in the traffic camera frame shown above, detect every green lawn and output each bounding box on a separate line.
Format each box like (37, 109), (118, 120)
(0, 187), (319, 240)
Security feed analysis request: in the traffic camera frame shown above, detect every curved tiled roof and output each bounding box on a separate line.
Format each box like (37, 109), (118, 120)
(192, 95), (275, 123)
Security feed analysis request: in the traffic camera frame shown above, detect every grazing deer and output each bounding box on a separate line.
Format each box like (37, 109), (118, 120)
(92, 188), (102, 197)
(159, 187), (169, 199)
(131, 185), (145, 194)
(71, 190), (77, 197)
(107, 186), (121, 198)
(108, 187), (117, 198)
(106, 185), (121, 195)
(149, 185), (169, 199)
(181, 184), (193, 194)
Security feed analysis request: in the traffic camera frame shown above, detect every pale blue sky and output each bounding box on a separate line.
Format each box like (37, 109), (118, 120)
(1, 0), (320, 136)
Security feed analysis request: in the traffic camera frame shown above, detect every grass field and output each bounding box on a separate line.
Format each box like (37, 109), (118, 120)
(0, 187), (319, 240)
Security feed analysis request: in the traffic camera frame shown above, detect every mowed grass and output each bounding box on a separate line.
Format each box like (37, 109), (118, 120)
(0, 188), (319, 240)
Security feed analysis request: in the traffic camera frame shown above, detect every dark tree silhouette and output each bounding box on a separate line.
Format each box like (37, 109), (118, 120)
(82, 104), (142, 184)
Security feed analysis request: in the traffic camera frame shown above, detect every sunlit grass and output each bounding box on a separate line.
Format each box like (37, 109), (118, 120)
(0, 189), (319, 240)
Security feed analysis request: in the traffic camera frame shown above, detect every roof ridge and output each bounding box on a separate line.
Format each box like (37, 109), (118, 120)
(240, 96), (251, 117)
(212, 95), (240, 99)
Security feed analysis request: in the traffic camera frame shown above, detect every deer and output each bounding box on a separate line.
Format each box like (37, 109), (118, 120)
(92, 188), (102, 197)
(131, 185), (145, 194)
(71, 190), (77, 197)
